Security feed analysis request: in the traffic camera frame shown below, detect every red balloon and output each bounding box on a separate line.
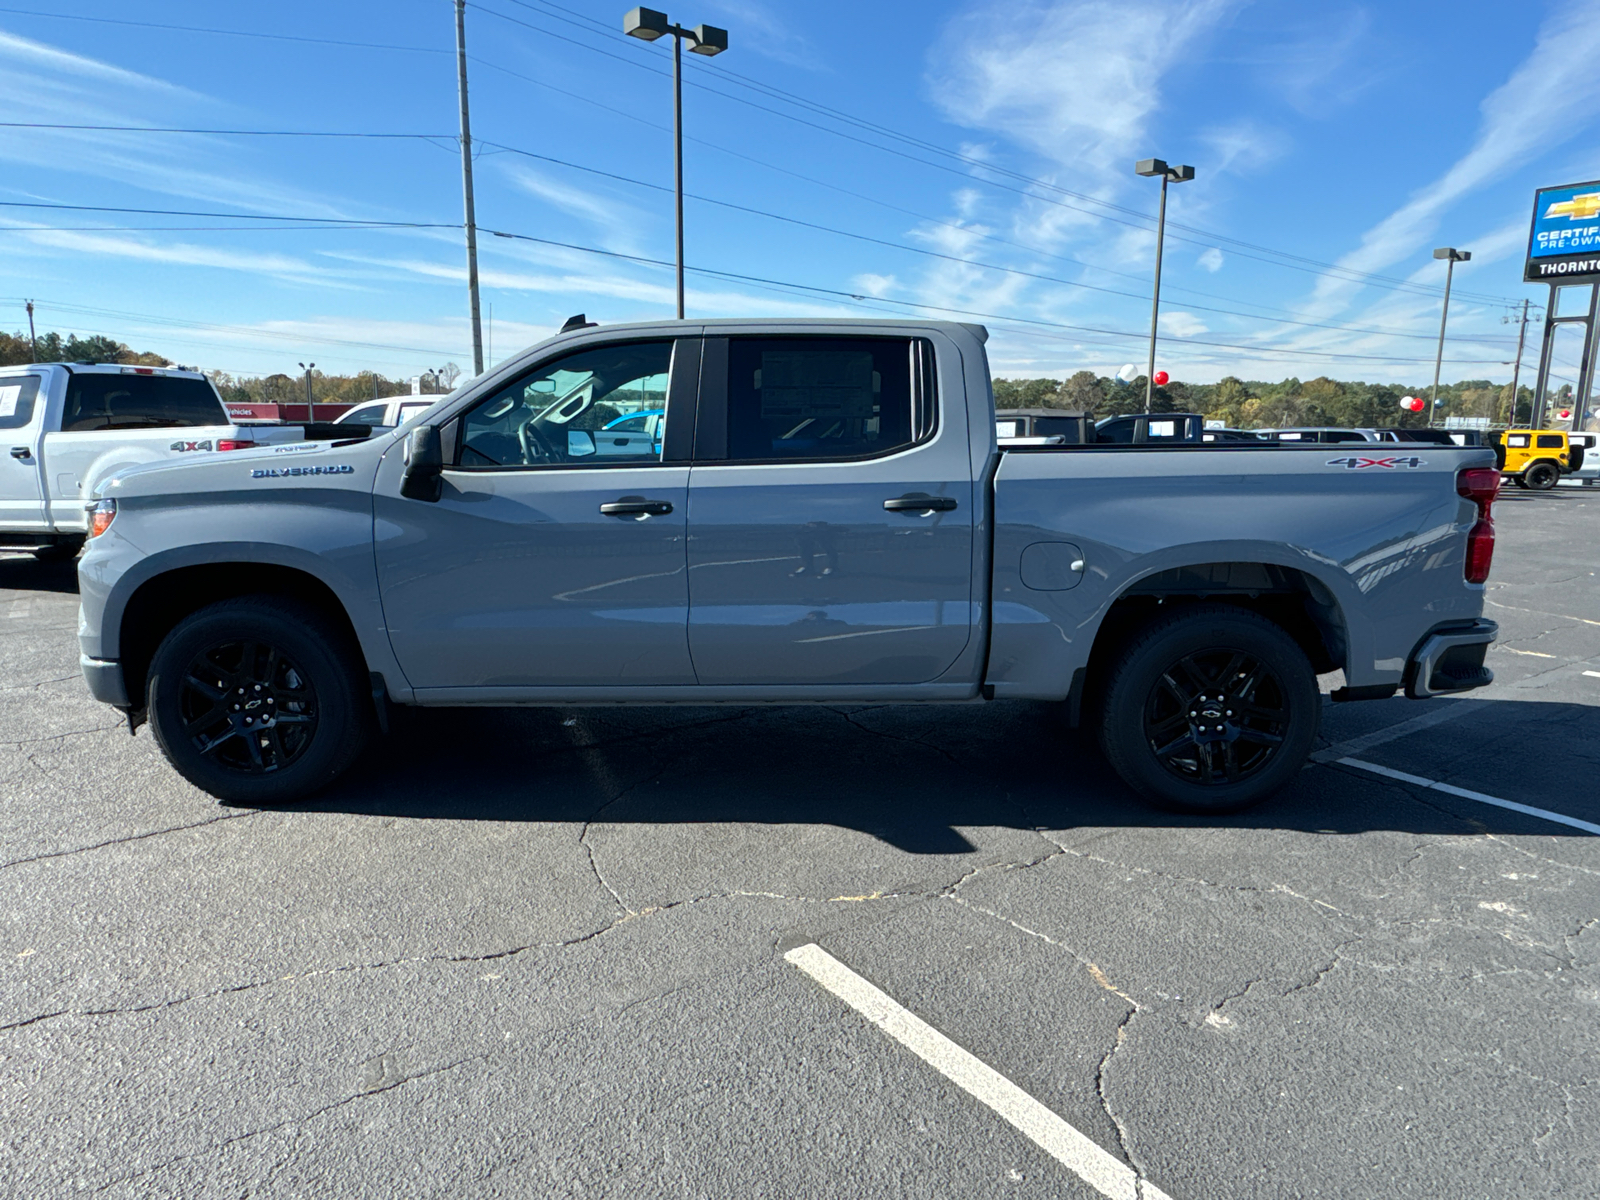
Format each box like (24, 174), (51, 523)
(1152, 370), (1169, 386)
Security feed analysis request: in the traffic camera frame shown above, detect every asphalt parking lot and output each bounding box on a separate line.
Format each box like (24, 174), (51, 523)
(3, 489), (1597, 1199)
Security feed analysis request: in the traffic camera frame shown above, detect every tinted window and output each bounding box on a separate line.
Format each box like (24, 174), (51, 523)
(338, 402), (389, 425)
(61, 373), (225, 431)
(1536, 434), (1564, 448)
(723, 337), (927, 461)
(458, 341), (671, 468)
(1096, 417), (1136, 443)
(1323, 431), (1367, 443)
(0, 375), (41, 431)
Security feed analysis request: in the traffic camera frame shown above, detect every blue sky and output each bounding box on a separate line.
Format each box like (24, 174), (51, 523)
(0, 0), (1595, 387)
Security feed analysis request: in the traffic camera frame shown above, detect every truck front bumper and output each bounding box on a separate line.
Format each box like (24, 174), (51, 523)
(1405, 618), (1497, 699)
(80, 655), (130, 708)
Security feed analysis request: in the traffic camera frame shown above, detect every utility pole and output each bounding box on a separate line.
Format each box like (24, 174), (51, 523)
(299, 362), (316, 421)
(24, 300), (36, 361)
(1429, 247), (1470, 428)
(455, 0), (484, 375)
(1507, 298), (1529, 426)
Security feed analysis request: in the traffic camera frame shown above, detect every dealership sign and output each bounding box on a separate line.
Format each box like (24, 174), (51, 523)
(1525, 180), (1600, 281)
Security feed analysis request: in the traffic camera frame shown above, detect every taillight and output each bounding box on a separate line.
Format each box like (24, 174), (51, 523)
(87, 499), (116, 538)
(1457, 467), (1498, 584)
(217, 439), (258, 451)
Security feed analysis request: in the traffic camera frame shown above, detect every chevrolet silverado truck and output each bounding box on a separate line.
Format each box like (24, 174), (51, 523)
(0, 363), (310, 559)
(76, 319), (1501, 813)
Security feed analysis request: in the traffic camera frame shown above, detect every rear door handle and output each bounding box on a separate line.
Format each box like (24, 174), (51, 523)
(10, 447), (31, 460)
(884, 493), (957, 513)
(599, 497), (674, 517)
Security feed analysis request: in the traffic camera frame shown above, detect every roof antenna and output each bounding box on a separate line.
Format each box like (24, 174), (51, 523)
(559, 313), (597, 334)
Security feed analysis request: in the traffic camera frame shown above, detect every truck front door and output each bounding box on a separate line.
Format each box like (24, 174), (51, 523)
(685, 334), (975, 685)
(375, 338), (699, 690)
(0, 375), (45, 531)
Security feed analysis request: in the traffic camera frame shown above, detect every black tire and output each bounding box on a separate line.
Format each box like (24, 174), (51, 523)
(1097, 605), (1320, 814)
(32, 536), (85, 562)
(1525, 461), (1560, 490)
(147, 596), (371, 804)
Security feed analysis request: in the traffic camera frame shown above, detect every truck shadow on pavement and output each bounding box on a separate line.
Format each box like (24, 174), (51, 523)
(0, 555), (79, 593)
(270, 696), (1600, 852)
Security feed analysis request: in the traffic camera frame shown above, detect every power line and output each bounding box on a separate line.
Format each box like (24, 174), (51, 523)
(0, 6), (448, 54)
(0, 122), (453, 139)
(482, 227), (1513, 366)
(0, 199), (459, 228)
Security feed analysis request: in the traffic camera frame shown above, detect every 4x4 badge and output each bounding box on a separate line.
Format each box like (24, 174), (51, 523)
(170, 439), (213, 452)
(1325, 455), (1426, 469)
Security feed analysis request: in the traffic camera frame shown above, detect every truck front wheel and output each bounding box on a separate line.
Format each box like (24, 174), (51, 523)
(146, 597), (371, 804)
(1097, 605), (1320, 814)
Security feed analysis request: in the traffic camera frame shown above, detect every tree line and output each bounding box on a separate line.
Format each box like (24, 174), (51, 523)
(993, 371), (1544, 428)
(0, 328), (458, 406)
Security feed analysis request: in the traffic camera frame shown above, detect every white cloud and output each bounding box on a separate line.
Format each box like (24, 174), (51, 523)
(1159, 311), (1209, 337)
(1311, 0), (1600, 314)
(0, 29), (195, 96)
(926, 0), (1239, 178)
(853, 273), (898, 298)
(1197, 247), (1224, 273)
(501, 165), (647, 253)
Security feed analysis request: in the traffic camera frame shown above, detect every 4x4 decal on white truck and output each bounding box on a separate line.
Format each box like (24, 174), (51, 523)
(170, 439), (214, 452)
(1326, 455), (1427, 470)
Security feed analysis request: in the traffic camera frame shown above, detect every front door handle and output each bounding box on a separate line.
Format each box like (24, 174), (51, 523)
(9, 447), (31, 461)
(884, 493), (957, 513)
(599, 497), (674, 517)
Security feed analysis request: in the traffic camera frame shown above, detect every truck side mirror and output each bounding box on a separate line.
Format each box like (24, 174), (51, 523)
(400, 425), (443, 502)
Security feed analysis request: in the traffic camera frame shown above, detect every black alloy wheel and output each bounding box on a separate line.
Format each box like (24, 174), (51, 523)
(1525, 461), (1560, 491)
(148, 597), (371, 803)
(178, 639), (318, 774)
(1097, 605), (1320, 813)
(1141, 649), (1288, 787)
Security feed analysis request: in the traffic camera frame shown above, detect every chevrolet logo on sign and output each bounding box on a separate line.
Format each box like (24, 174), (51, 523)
(1545, 192), (1600, 221)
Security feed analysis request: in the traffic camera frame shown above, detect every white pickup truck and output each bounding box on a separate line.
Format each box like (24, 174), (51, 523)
(0, 363), (305, 559)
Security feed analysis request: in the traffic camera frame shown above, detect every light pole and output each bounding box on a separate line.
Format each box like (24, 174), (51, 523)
(298, 362), (315, 421)
(1429, 247), (1470, 428)
(1134, 158), (1194, 413)
(625, 7), (728, 320)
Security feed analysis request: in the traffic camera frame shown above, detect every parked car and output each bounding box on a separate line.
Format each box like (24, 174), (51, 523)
(78, 318), (1499, 815)
(996, 408), (1093, 446)
(1259, 427), (1382, 444)
(1491, 428), (1575, 490)
(1202, 428), (1265, 443)
(1095, 412), (1205, 443)
(333, 395), (443, 434)
(1566, 431), (1597, 486)
(0, 363), (304, 560)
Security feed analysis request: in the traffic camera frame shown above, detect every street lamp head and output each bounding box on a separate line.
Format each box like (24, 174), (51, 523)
(1169, 164), (1195, 182)
(1433, 246), (1471, 261)
(624, 6), (669, 39)
(1135, 158), (1168, 178)
(690, 23), (728, 53)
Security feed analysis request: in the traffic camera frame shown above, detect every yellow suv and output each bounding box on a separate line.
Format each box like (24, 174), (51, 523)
(1493, 429), (1577, 490)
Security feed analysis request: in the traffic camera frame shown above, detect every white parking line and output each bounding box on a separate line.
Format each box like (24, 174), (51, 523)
(1311, 700), (1473, 762)
(784, 943), (1175, 1200)
(1584, 670), (1600, 679)
(1338, 758), (1600, 836)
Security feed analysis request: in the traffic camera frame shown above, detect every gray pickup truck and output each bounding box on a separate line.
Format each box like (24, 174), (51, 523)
(76, 319), (1501, 813)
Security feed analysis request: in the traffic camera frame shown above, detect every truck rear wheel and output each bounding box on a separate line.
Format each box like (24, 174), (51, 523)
(1097, 605), (1319, 814)
(1525, 461), (1560, 490)
(146, 597), (371, 804)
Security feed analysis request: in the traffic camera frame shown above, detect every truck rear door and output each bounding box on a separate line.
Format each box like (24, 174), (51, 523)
(684, 333), (974, 685)
(0, 374), (46, 531)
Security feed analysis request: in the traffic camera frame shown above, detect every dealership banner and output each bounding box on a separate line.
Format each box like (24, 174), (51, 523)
(1526, 180), (1600, 282)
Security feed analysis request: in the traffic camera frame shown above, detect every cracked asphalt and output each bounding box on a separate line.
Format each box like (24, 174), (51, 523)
(2, 488), (1598, 1199)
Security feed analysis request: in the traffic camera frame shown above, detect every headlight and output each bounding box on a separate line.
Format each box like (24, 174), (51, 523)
(87, 498), (116, 538)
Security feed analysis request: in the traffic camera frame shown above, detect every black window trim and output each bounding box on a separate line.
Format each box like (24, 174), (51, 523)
(446, 335), (698, 472)
(691, 333), (941, 467)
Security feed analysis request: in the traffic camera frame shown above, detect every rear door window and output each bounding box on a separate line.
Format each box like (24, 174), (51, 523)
(1507, 434), (1530, 447)
(61, 373), (226, 431)
(0, 375), (41, 430)
(708, 336), (933, 462)
(338, 402), (389, 425)
(1536, 434), (1564, 448)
